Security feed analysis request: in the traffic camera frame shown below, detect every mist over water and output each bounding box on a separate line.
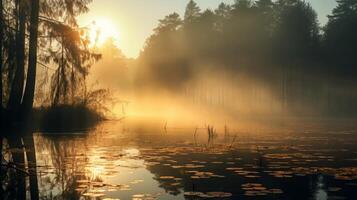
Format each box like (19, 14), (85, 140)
(90, 55), (353, 131)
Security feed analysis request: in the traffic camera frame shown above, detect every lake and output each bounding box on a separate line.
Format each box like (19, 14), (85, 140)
(2, 118), (357, 200)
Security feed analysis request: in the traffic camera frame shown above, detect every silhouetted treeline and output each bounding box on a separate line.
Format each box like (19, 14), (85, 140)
(136, 0), (357, 117)
(0, 0), (101, 127)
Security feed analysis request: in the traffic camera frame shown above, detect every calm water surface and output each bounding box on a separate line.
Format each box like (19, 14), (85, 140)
(31, 120), (357, 200)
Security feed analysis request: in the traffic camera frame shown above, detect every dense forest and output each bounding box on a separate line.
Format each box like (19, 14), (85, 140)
(135, 0), (357, 117)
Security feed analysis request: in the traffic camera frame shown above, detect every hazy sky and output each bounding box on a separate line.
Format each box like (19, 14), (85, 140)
(79, 0), (337, 58)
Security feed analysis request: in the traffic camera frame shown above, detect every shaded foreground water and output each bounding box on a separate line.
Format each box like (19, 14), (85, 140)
(2, 119), (357, 200)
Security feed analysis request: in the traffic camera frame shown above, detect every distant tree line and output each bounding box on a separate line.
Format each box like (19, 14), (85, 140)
(0, 0), (100, 123)
(137, 0), (357, 117)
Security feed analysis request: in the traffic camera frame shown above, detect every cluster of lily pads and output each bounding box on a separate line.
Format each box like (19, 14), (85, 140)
(241, 183), (283, 196)
(76, 180), (131, 198)
(132, 193), (161, 200)
(184, 191), (233, 198)
(185, 170), (225, 179)
(292, 167), (357, 180)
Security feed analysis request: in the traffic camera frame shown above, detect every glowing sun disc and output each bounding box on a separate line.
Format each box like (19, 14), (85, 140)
(89, 18), (120, 47)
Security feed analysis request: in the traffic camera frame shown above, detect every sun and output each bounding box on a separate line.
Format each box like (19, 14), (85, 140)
(89, 18), (120, 47)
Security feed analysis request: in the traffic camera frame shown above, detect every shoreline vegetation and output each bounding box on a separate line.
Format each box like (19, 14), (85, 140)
(32, 104), (104, 132)
(0, 104), (104, 132)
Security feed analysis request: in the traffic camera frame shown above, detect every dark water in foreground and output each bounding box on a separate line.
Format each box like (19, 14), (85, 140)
(2, 119), (357, 200)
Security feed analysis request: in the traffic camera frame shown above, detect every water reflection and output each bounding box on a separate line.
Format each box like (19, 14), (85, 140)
(1, 120), (357, 199)
(34, 125), (183, 200)
(315, 175), (327, 200)
(1, 129), (39, 200)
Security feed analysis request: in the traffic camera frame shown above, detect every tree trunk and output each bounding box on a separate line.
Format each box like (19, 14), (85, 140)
(22, 0), (39, 115)
(0, 0), (3, 110)
(8, 0), (26, 114)
(24, 134), (39, 200)
(0, 136), (3, 195)
(8, 136), (26, 200)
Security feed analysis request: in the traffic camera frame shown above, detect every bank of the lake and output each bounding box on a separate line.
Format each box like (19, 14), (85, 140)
(0, 105), (103, 133)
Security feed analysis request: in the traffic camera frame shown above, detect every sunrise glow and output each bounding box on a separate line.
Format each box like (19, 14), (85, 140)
(3, 1), (357, 200)
(89, 18), (120, 47)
